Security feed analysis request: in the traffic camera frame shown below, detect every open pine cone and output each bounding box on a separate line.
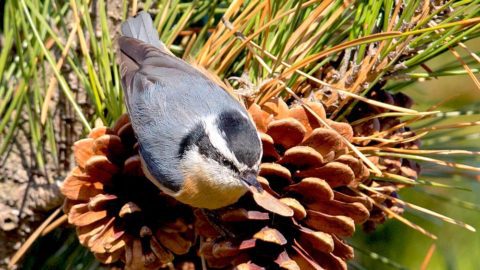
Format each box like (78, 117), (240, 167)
(61, 114), (195, 269)
(61, 94), (420, 269)
(196, 98), (373, 269)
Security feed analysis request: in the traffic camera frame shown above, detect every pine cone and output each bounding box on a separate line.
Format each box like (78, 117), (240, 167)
(196, 98), (372, 269)
(61, 114), (195, 269)
(61, 94), (419, 269)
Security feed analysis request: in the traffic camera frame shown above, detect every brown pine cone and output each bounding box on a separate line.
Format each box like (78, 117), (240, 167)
(196, 98), (372, 269)
(61, 93), (419, 269)
(61, 114), (195, 269)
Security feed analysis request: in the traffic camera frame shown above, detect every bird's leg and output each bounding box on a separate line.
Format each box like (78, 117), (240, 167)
(201, 209), (236, 239)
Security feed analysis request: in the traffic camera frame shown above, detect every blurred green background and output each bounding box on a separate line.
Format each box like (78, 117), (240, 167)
(353, 40), (480, 270)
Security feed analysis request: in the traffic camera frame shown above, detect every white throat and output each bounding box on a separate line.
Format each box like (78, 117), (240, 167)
(176, 147), (247, 209)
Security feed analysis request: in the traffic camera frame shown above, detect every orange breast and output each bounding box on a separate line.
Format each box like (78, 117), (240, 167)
(174, 175), (247, 209)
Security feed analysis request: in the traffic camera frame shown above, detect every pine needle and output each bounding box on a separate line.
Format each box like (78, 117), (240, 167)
(40, 23), (77, 124)
(415, 121), (480, 133)
(350, 111), (438, 126)
(420, 243), (436, 270)
(374, 172), (468, 190)
(426, 19), (480, 92)
(449, 46), (480, 90)
(132, 0), (138, 16)
(352, 189), (438, 240)
(19, 0), (91, 131)
(375, 152), (480, 173)
(9, 207), (62, 268)
(41, 214), (68, 236)
(362, 147), (480, 156)
(360, 184), (476, 232)
(350, 243), (408, 270)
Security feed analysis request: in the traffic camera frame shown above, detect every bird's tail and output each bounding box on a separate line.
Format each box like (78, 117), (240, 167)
(121, 11), (162, 48)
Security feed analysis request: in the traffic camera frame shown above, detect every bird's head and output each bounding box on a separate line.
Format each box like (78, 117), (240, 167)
(174, 109), (263, 208)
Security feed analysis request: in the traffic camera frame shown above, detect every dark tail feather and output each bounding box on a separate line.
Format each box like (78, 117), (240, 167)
(121, 11), (162, 48)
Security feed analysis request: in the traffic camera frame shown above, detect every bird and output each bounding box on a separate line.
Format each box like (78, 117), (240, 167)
(118, 11), (267, 210)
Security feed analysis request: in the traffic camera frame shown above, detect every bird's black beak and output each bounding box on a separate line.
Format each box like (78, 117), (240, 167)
(240, 171), (263, 192)
(241, 170), (294, 217)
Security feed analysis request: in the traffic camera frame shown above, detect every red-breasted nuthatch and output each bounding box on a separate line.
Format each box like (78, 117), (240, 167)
(119, 12), (265, 210)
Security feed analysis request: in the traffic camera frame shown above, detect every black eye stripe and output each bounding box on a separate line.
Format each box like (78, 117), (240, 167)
(198, 136), (240, 174)
(219, 157), (239, 173)
(178, 123), (240, 173)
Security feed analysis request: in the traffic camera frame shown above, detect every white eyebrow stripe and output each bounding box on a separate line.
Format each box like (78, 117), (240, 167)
(203, 116), (248, 171)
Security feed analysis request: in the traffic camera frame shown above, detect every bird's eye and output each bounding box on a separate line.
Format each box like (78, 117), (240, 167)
(220, 157), (239, 173)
